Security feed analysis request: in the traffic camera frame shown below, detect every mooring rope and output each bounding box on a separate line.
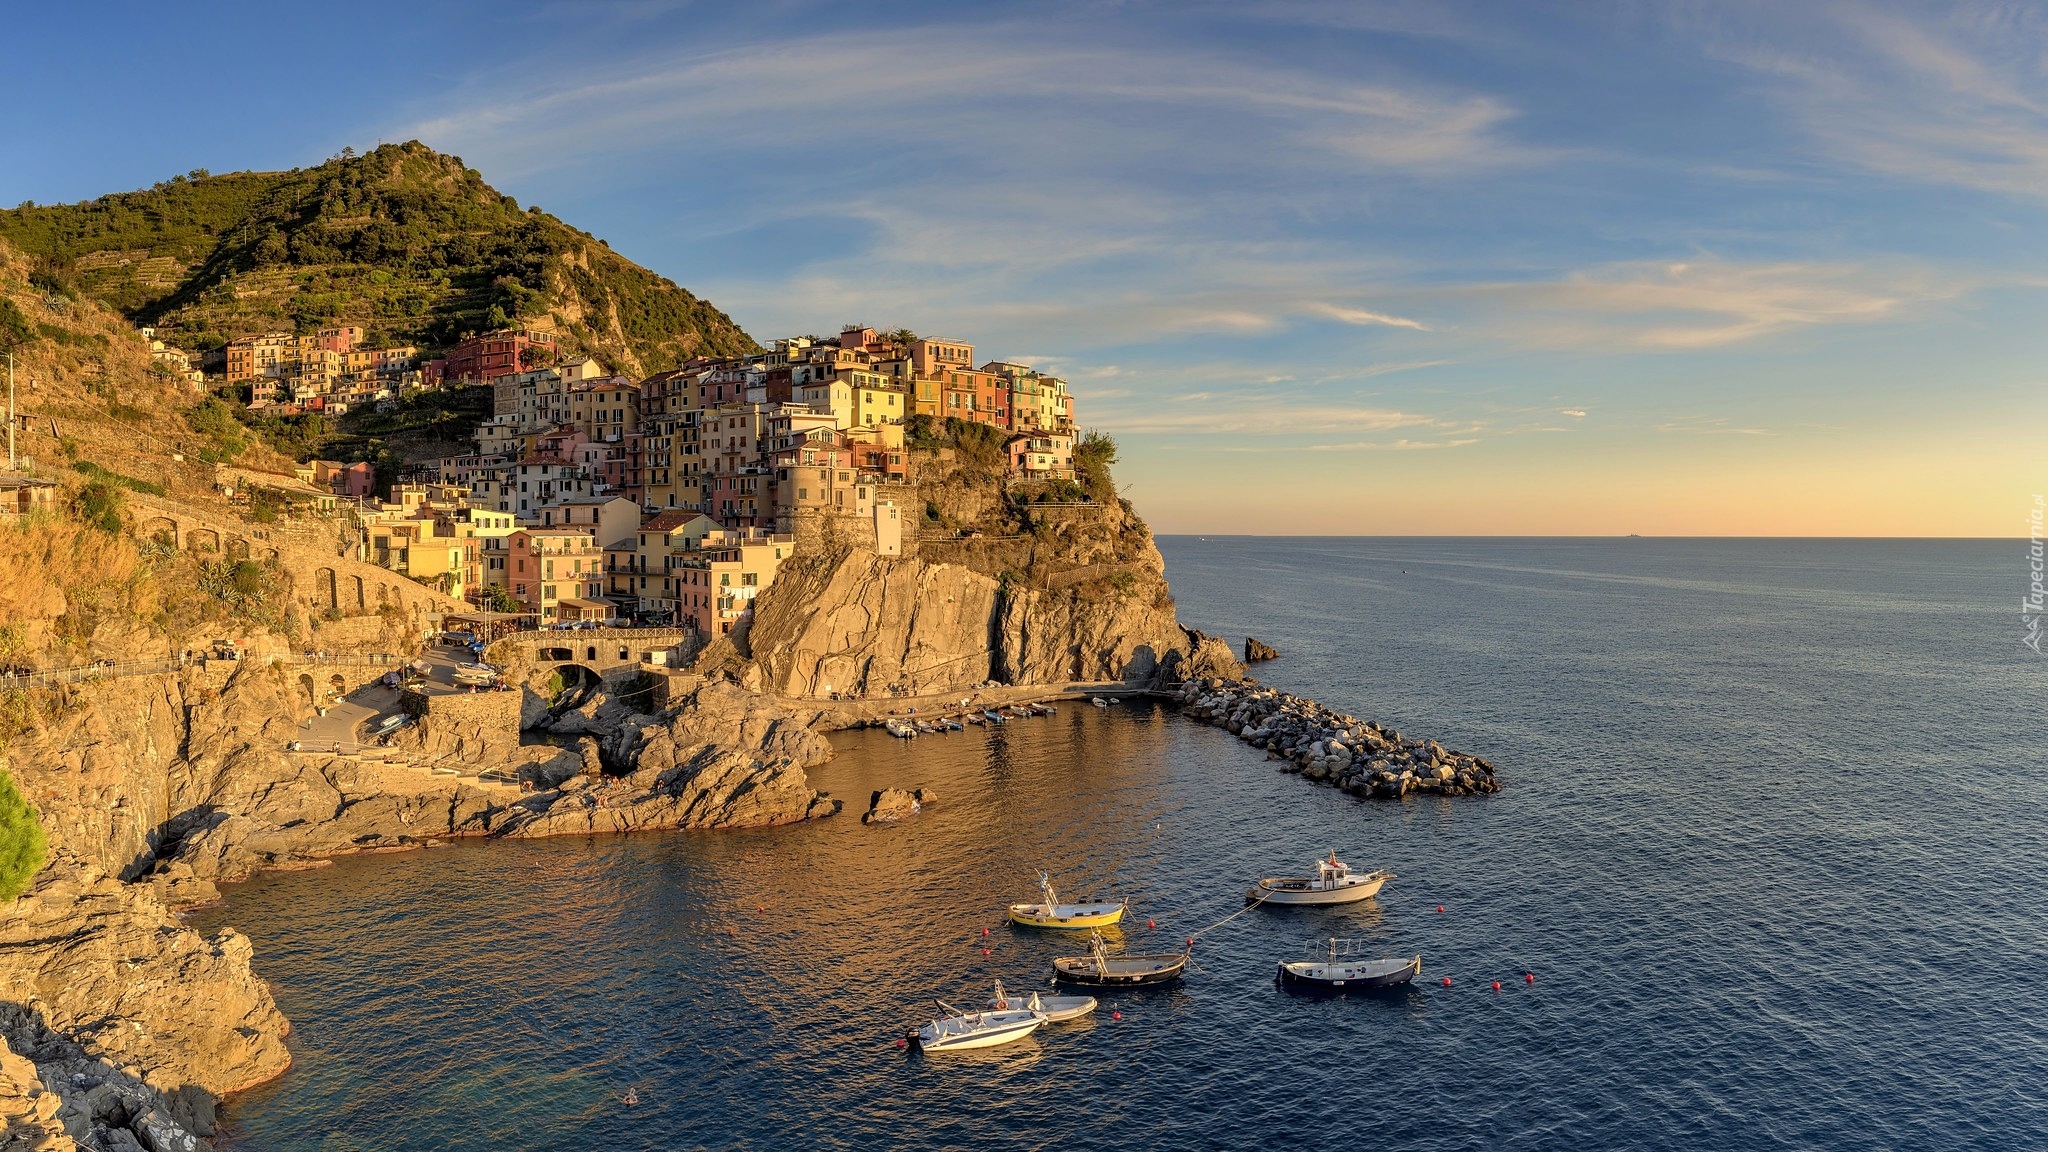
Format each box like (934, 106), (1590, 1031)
(1183, 885), (1275, 943)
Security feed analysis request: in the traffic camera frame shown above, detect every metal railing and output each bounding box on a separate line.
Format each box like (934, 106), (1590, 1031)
(0, 651), (406, 689)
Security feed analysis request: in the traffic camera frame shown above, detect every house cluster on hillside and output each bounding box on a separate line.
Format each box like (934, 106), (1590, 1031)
(328, 325), (1082, 633)
(226, 325), (422, 414)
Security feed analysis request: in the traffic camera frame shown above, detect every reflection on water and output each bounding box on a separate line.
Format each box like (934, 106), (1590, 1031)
(193, 539), (2048, 1151)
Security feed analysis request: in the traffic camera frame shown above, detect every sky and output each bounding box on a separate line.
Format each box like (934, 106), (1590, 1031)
(7, 0), (2045, 535)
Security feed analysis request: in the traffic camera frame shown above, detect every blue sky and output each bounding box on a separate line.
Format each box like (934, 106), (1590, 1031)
(8, 1), (2044, 533)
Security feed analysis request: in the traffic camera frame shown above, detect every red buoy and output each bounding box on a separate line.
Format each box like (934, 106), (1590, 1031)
(756, 905), (764, 912)
(1526, 973), (1535, 983)
(982, 948), (991, 957)
(981, 927), (990, 937)
(1492, 981), (1501, 991)
(896, 1038), (906, 1048)
(1187, 938), (1195, 948)
(1147, 920), (1156, 929)
(1437, 905), (1445, 913)
(1441, 976), (1451, 987)
(1112, 1011), (1121, 1020)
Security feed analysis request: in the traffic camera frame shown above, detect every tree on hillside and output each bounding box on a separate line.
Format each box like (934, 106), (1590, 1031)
(0, 297), (33, 349)
(1074, 430), (1119, 503)
(0, 767), (47, 903)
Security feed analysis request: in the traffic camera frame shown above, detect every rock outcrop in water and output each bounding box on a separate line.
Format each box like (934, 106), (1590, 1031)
(0, 851), (289, 1151)
(1173, 678), (1501, 799)
(1245, 637), (1279, 663)
(504, 681), (840, 834)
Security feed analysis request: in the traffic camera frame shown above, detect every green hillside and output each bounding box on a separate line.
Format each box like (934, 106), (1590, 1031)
(0, 142), (757, 374)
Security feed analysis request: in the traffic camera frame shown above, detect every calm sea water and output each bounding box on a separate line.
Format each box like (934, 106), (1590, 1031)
(193, 538), (2048, 1151)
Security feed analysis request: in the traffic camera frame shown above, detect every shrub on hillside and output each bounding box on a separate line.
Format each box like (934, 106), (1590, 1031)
(0, 768), (47, 902)
(72, 479), (127, 534)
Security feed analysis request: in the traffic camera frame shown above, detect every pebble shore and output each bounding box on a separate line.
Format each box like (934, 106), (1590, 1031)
(1171, 677), (1502, 799)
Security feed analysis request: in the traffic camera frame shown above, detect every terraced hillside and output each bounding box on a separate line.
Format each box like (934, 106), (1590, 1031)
(0, 142), (757, 374)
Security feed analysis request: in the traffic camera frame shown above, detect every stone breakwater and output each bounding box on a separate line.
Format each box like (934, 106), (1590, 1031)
(1172, 678), (1502, 799)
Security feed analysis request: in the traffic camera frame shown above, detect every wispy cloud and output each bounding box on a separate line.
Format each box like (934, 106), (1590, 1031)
(1306, 302), (1430, 330)
(1559, 408), (1588, 417)
(1443, 257), (1974, 349)
(1304, 438), (1481, 451)
(1712, 2), (2048, 199)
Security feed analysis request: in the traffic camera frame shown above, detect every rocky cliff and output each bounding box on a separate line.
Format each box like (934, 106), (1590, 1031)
(736, 454), (1240, 697)
(0, 852), (288, 1152)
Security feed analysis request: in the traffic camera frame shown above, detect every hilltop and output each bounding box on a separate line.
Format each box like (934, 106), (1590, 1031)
(0, 142), (757, 374)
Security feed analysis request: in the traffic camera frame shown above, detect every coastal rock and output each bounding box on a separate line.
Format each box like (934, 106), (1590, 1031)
(1244, 637), (1279, 662)
(0, 1034), (76, 1151)
(502, 681), (839, 835)
(863, 787), (925, 824)
(0, 852), (289, 1148)
(739, 540), (1213, 697)
(1171, 677), (1500, 803)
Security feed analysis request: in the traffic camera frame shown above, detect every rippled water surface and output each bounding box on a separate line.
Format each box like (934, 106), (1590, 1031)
(193, 538), (2048, 1150)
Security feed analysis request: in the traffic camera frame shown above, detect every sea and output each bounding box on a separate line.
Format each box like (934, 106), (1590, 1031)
(190, 538), (2048, 1151)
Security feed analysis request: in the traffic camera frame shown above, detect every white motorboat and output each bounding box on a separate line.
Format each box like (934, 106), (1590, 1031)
(883, 718), (918, 739)
(1247, 851), (1395, 906)
(1091, 697), (1110, 708)
(908, 1001), (1045, 1053)
(990, 980), (1096, 1023)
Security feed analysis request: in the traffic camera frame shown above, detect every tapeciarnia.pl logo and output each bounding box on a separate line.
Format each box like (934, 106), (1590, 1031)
(2027, 495), (2044, 653)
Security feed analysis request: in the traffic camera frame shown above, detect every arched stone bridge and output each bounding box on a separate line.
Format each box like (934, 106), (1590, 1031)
(499, 628), (697, 682)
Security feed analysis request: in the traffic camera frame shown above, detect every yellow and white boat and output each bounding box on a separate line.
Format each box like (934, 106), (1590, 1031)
(1008, 872), (1127, 930)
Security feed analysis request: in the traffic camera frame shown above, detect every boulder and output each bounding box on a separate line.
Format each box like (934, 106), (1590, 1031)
(863, 787), (924, 824)
(1244, 637), (1279, 662)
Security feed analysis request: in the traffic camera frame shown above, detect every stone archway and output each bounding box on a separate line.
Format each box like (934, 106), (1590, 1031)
(351, 574), (366, 611)
(538, 647), (573, 662)
(326, 673), (346, 699)
(298, 673), (317, 707)
(550, 664), (603, 710)
(140, 516), (178, 548)
(188, 527), (220, 553)
(227, 537), (251, 560)
(313, 567), (338, 610)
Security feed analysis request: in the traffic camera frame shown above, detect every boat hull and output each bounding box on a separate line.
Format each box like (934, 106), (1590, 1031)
(914, 1011), (1045, 1052)
(1052, 953), (1188, 987)
(1008, 902), (1125, 930)
(1275, 955), (1420, 991)
(1246, 871), (1392, 906)
(992, 994), (1096, 1022)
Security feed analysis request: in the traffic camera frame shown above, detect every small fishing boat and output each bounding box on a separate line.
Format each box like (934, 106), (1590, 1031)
(907, 1001), (1045, 1053)
(1276, 938), (1421, 991)
(1053, 932), (1189, 988)
(1091, 697), (1109, 708)
(990, 980), (1096, 1023)
(983, 709), (1006, 724)
(883, 719), (917, 739)
(1008, 873), (1127, 929)
(942, 718), (963, 732)
(1247, 851), (1394, 906)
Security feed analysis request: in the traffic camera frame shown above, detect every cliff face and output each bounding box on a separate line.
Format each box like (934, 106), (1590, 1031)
(742, 480), (1233, 696)
(0, 852), (288, 1151)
